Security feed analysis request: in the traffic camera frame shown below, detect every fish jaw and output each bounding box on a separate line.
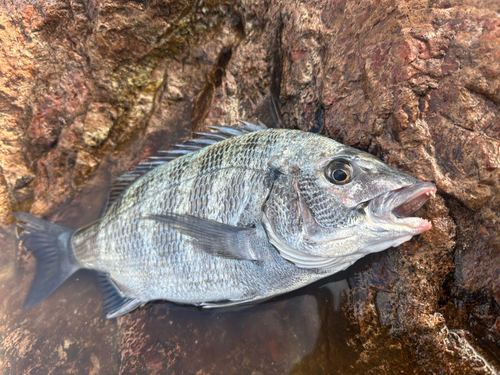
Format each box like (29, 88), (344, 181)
(368, 181), (436, 234)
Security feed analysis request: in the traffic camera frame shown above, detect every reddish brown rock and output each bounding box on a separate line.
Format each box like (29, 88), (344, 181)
(0, 0), (499, 373)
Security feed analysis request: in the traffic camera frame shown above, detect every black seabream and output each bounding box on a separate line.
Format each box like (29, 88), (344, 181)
(14, 121), (436, 318)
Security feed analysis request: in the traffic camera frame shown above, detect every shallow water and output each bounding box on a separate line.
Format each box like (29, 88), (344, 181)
(1, 125), (498, 375)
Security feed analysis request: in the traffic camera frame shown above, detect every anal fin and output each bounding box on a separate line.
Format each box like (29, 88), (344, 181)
(97, 273), (142, 319)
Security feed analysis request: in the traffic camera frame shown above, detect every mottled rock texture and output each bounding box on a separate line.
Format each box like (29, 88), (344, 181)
(0, 0), (499, 373)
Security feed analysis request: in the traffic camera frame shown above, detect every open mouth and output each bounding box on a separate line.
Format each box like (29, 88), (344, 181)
(392, 183), (436, 218)
(369, 182), (436, 232)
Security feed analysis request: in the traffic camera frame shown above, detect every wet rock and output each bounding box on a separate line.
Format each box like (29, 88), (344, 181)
(0, 0), (499, 373)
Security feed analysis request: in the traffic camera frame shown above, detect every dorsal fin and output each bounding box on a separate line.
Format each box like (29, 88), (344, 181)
(100, 120), (267, 217)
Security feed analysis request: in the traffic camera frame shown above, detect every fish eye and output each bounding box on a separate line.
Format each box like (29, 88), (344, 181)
(325, 160), (353, 185)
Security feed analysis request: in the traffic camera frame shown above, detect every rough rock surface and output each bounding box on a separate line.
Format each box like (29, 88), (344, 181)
(0, 0), (498, 373)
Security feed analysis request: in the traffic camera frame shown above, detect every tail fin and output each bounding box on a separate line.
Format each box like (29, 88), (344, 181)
(13, 212), (82, 309)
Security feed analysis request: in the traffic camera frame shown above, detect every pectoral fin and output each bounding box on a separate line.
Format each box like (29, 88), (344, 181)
(145, 214), (261, 261)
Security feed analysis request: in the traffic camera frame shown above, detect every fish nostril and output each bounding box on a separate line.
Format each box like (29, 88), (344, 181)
(357, 201), (369, 210)
(356, 201), (369, 214)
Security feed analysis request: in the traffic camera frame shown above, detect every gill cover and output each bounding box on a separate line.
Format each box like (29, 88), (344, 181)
(262, 167), (360, 269)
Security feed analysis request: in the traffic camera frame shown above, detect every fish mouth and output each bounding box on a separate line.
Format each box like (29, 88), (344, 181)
(369, 182), (436, 232)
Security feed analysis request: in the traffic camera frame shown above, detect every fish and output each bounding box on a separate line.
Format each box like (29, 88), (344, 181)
(13, 121), (436, 318)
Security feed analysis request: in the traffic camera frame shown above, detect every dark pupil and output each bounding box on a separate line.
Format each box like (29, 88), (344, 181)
(333, 169), (348, 182)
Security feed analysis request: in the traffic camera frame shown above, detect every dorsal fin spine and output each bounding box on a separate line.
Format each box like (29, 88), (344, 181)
(100, 121), (267, 217)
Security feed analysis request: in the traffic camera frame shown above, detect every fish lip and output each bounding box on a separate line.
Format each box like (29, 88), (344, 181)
(369, 182), (436, 232)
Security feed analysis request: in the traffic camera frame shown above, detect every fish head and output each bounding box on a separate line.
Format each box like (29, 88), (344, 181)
(262, 134), (436, 270)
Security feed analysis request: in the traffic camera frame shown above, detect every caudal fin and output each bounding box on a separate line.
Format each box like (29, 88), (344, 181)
(13, 212), (82, 309)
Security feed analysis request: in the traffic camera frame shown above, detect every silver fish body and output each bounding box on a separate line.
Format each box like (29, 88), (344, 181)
(15, 124), (436, 318)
